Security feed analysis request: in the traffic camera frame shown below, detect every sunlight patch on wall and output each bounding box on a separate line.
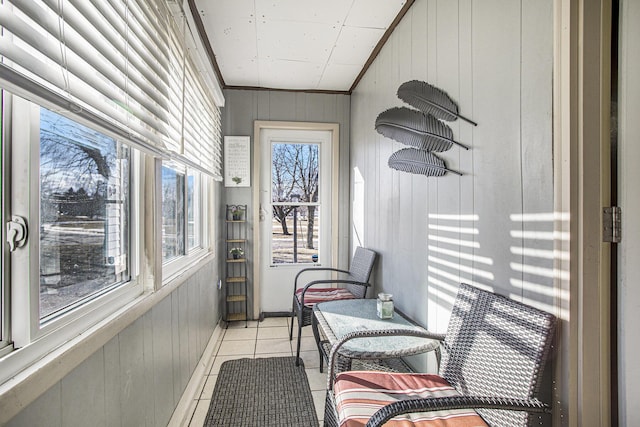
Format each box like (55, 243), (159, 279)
(430, 256), (494, 280)
(428, 245), (493, 265)
(426, 213), (494, 332)
(428, 234), (479, 248)
(509, 211), (569, 320)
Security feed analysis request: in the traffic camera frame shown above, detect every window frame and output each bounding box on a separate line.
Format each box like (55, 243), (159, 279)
(5, 94), (143, 358)
(1, 90), (9, 355)
(161, 161), (209, 283)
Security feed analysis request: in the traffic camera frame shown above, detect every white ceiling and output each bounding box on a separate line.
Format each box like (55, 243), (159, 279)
(194, 0), (408, 92)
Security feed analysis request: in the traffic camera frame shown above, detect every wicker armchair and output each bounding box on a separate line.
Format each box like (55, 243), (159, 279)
(289, 247), (377, 366)
(324, 283), (557, 427)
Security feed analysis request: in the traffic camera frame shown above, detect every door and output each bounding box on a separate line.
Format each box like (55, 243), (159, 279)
(254, 123), (338, 315)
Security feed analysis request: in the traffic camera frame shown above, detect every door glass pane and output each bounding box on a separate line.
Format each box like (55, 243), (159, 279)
(40, 108), (130, 320)
(161, 165), (185, 261)
(271, 143), (320, 264)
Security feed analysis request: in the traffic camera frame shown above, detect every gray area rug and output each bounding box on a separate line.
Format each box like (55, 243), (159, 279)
(204, 356), (319, 427)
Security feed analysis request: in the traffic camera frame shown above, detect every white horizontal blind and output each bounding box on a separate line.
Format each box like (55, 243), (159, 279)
(0, 0), (222, 178)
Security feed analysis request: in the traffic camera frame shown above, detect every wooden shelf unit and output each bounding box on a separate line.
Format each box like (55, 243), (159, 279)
(224, 204), (248, 326)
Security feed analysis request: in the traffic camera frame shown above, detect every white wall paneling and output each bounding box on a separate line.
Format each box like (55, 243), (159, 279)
(349, 0), (555, 394)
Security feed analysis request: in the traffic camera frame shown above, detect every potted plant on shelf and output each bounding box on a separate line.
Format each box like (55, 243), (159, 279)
(231, 207), (244, 221)
(229, 247), (244, 260)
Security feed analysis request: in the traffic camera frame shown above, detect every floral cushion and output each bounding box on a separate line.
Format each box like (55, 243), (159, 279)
(333, 371), (489, 427)
(295, 287), (355, 307)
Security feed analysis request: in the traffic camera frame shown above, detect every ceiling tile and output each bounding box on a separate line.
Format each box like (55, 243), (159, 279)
(254, 0), (352, 24)
(318, 63), (362, 91)
(258, 59), (324, 90)
(256, 21), (340, 63)
(345, 0), (407, 28)
(194, 0), (408, 91)
(197, 0), (256, 21)
(203, 17), (258, 61)
(329, 26), (386, 66)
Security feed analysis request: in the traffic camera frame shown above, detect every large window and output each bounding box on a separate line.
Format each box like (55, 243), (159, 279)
(162, 163), (206, 275)
(39, 109), (131, 321)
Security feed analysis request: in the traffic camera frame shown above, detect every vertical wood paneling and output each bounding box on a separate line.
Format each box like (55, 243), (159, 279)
(142, 311), (156, 426)
(104, 335), (122, 426)
(518, 0), (554, 309)
(177, 285), (190, 393)
(118, 317), (146, 427)
(152, 295), (176, 426)
(350, 0), (554, 338)
(409, 0), (430, 329)
(458, 0), (474, 302)
(60, 349), (106, 427)
(471, 0), (522, 296)
(6, 383), (62, 427)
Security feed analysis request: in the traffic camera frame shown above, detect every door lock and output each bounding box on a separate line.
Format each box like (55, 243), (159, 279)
(6, 215), (28, 252)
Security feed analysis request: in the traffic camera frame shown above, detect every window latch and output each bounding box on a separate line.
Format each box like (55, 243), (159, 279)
(6, 215), (28, 252)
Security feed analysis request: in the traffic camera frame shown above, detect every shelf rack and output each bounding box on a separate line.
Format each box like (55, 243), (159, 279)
(225, 204), (248, 327)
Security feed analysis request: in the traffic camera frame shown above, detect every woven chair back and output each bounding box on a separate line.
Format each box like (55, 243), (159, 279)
(345, 247), (377, 298)
(439, 283), (556, 427)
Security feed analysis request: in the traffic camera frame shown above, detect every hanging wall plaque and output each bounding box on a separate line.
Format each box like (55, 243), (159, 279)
(224, 136), (251, 187)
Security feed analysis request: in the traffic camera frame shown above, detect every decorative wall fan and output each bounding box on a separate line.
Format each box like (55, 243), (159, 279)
(375, 107), (468, 151)
(374, 80), (476, 177)
(388, 148), (462, 177)
(397, 80), (477, 126)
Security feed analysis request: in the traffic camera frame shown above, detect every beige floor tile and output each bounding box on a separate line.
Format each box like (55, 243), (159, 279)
(257, 326), (290, 340)
(225, 320), (259, 329)
(306, 368), (328, 391)
(298, 350), (322, 370)
(217, 339), (255, 356)
(312, 390), (326, 423)
(291, 324), (315, 338)
(255, 338), (292, 354)
(260, 317), (289, 327)
(298, 335), (320, 352)
(211, 354), (253, 374)
(224, 327), (258, 341)
(188, 399), (211, 427)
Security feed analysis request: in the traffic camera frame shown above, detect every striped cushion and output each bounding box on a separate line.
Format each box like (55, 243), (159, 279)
(295, 287), (356, 307)
(334, 371), (489, 427)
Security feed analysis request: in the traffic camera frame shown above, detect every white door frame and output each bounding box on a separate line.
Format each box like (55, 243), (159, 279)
(252, 121), (339, 319)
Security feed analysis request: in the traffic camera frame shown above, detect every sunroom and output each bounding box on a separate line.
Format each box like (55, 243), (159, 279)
(0, 0), (638, 426)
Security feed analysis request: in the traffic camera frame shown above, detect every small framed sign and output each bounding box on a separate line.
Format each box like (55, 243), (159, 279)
(224, 136), (250, 187)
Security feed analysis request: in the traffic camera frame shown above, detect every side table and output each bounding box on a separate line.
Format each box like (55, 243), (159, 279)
(312, 299), (440, 374)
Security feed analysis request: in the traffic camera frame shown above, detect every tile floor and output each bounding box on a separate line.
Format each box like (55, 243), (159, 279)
(184, 316), (327, 426)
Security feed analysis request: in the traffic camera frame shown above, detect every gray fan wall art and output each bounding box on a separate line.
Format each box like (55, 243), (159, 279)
(397, 80), (477, 126)
(375, 107), (469, 152)
(375, 80), (476, 177)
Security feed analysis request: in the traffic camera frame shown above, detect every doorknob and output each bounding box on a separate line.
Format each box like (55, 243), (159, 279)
(6, 215), (28, 252)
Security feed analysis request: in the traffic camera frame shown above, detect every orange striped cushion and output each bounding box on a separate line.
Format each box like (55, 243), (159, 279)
(333, 371), (489, 427)
(295, 287), (355, 307)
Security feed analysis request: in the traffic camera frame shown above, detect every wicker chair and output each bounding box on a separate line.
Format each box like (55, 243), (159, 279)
(324, 283), (557, 427)
(289, 247), (377, 366)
